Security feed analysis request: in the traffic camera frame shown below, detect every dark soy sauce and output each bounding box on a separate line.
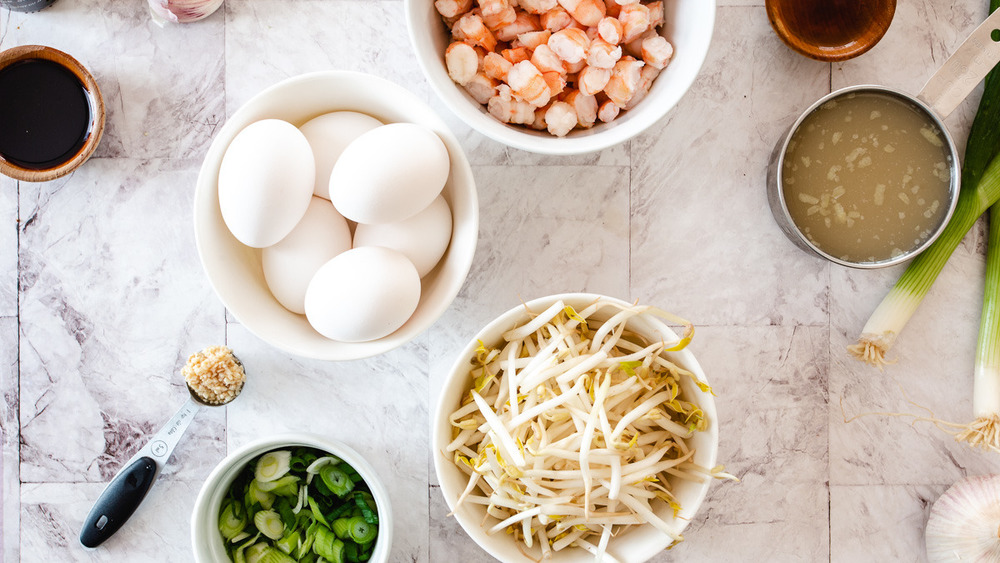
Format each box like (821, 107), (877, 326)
(0, 59), (91, 170)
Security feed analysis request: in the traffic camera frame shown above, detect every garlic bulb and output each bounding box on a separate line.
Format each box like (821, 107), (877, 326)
(925, 474), (1000, 562)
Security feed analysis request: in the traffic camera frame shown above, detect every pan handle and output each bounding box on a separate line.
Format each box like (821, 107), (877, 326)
(919, 7), (1000, 118)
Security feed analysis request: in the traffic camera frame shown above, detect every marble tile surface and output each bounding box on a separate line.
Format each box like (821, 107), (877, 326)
(3, 0), (1000, 562)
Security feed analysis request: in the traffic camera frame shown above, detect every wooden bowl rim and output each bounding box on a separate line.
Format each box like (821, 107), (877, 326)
(765, 0), (897, 62)
(0, 45), (106, 182)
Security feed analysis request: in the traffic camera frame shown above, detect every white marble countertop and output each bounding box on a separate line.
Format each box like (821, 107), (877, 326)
(2, 0), (998, 561)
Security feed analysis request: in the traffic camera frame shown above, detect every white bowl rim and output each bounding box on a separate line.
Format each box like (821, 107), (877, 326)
(404, 1), (718, 155)
(432, 292), (719, 562)
(193, 70), (478, 361)
(191, 433), (394, 563)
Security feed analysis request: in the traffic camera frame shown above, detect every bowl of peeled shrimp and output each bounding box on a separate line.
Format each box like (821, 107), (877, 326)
(405, 0), (714, 155)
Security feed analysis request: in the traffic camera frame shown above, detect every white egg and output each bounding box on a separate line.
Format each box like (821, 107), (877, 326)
(262, 197), (352, 315)
(353, 195), (452, 278)
(218, 119), (315, 248)
(299, 111), (383, 200)
(304, 247), (421, 343)
(329, 123), (450, 224)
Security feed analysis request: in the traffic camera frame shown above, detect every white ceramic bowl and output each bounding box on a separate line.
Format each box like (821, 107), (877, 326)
(194, 71), (478, 360)
(433, 293), (718, 562)
(405, 0), (716, 155)
(191, 434), (394, 563)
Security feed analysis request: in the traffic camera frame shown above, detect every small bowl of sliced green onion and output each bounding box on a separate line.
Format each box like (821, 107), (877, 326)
(192, 434), (392, 563)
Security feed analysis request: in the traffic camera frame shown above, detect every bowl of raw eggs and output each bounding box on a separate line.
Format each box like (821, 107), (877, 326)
(194, 70), (478, 360)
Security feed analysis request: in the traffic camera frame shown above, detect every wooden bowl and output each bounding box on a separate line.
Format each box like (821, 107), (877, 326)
(765, 0), (896, 62)
(0, 45), (105, 182)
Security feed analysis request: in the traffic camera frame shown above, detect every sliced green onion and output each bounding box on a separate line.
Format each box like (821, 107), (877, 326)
(308, 496), (330, 528)
(343, 541), (360, 563)
(256, 450), (292, 482)
(233, 533), (261, 563)
(306, 456), (343, 484)
(219, 500), (247, 540)
(275, 529), (300, 555)
(256, 475), (299, 494)
(244, 543), (271, 563)
(353, 492), (378, 524)
(320, 465), (355, 497)
(254, 509), (285, 540)
(346, 516), (377, 543)
(313, 525), (345, 563)
(248, 479), (275, 510)
(332, 517), (352, 539)
(258, 547), (297, 563)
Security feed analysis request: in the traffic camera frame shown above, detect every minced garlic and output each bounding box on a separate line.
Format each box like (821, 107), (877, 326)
(183, 345), (245, 405)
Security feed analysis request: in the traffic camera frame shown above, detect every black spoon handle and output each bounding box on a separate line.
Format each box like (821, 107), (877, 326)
(79, 456), (158, 548)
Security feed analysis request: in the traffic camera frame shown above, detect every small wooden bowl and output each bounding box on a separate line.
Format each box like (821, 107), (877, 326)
(766, 0), (896, 62)
(0, 45), (105, 182)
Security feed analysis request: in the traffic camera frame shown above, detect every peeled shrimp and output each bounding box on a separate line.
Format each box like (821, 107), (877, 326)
(624, 63), (659, 109)
(586, 38), (621, 68)
(564, 90), (598, 127)
(445, 41), (481, 85)
(604, 56), (643, 107)
(597, 16), (623, 44)
(435, 0), (474, 19)
(543, 71), (567, 97)
(556, 0), (606, 27)
(519, 0), (558, 15)
(603, 0), (620, 18)
(545, 101), (578, 136)
(464, 72), (498, 104)
(514, 29), (551, 50)
(489, 85), (537, 124)
(530, 44), (567, 74)
(646, 0), (663, 26)
(495, 11), (541, 41)
(640, 34), (673, 69)
(548, 27), (590, 63)
(597, 99), (620, 122)
(540, 6), (575, 31)
(577, 65), (611, 95)
(453, 13), (498, 51)
(507, 60), (552, 107)
(565, 58), (587, 74)
(483, 51), (513, 80)
(502, 46), (532, 64)
(618, 3), (650, 43)
(482, 6), (517, 30)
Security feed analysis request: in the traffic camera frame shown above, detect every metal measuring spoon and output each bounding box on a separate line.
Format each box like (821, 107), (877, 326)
(79, 348), (246, 548)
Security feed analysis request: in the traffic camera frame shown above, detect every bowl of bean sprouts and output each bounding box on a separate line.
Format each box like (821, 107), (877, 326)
(433, 293), (721, 562)
(404, 0), (715, 154)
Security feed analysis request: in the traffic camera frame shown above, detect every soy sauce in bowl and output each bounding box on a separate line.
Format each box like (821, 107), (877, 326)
(0, 58), (92, 170)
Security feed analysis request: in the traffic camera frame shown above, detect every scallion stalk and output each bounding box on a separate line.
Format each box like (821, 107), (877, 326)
(850, 148), (1000, 366)
(955, 201), (1000, 451)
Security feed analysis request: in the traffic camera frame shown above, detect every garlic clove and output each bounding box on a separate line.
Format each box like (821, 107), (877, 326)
(925, 474), (1000, 562)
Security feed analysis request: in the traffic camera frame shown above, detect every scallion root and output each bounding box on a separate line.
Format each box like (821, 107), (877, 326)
(955, 415), (1000, 452)
(846, 334), (897, 368)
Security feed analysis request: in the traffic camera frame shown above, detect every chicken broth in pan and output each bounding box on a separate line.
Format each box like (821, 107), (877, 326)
(781, 91), (953, 263)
